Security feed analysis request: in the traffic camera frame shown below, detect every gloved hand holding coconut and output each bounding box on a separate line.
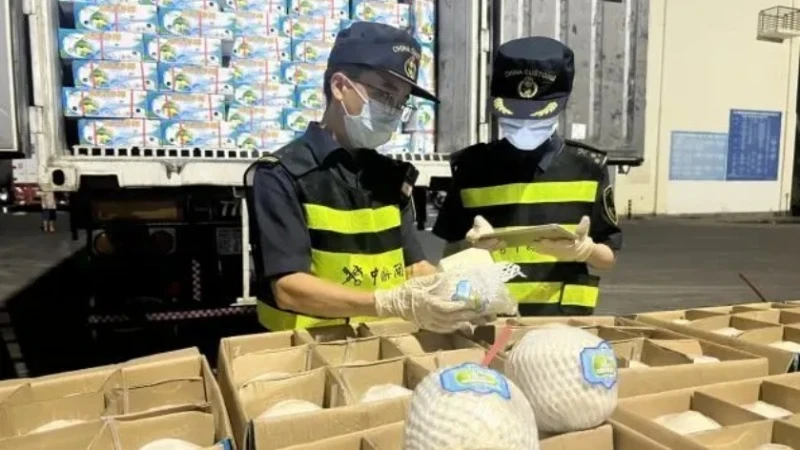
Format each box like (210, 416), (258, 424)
(404, 362), (539, 450)
(506, 324), (619, 433)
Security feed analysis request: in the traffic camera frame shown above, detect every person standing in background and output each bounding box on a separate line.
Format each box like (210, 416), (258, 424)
(40, 190), (57, 233)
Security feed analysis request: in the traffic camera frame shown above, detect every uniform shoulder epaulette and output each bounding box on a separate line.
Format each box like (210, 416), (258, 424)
(273, 141), (318, 178)
(450, 143), (489, 169)
(564, 139), (608, 167)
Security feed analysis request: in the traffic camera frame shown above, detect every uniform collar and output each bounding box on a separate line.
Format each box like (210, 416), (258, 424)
(537, 133), (564, 172)
(300, 122), (342, 163)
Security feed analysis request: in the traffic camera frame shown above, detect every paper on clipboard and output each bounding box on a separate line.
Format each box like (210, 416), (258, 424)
(477, 224), (576, 248)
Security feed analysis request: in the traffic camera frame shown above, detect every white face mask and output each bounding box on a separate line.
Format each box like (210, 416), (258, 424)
(341, 80), (402, 149)
(498, 116), (559, 150)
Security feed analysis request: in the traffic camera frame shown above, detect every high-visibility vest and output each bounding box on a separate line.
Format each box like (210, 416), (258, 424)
(451, 136), (607, 315)
(244, 141), (409, 330)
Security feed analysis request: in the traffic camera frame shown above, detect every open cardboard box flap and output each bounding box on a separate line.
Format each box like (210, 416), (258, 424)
(735, 308), (800, 325)
(0, 420), (106, 450)
(87, 411), (218, 449)
(248, 397), (409, 450)
(0, 390), (106, 439)
(311, 336), (385, 366)
(404, 348), (487, 389)
(327, 358), (409, 407)
(239, 367), (327, 420)
(380, 331), (480, 358)
(230, 345), (325, 388)
(634, 314), (797, 374)
(692, 420), (800, 449)
(295, 325), (358, 343)
(356, 321), (419, 337)
(279, 422), (404, 450)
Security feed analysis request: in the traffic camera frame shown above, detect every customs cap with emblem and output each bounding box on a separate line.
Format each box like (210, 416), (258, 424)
(328, 21), (439, 103)
(491, 36), (574, 119)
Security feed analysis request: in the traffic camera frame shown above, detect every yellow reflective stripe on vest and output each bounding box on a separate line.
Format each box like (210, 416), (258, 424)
(507, 282), (599, 308)
(460, 181), (598, 208)
(304, 204), (401, 233)
(491, 224), (579, 264)
(257, 301), (346, 330)
(311, 248), (406, 291)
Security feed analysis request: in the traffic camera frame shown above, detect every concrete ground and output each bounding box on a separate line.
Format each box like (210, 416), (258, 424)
(2, 212), (800, 377)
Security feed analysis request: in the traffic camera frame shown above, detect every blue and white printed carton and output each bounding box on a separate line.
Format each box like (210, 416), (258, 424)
(350, 0), (410, 29)
(281, 108), (322, 133)
(74, 4), (158, 34)
(59, 29), (145, 61)
(63, 88), (148, 119)
(146, 92), (226, 121)
(234, 11), (284, 36)
(280, 62), (326, 86)
(412, 0), (435, 44)
(78, 119), (161, 147)
(294, 85), (324, 110)
(290, 40), (333, 63)
(231, 36), (291, 60)
(403, 99), (436, 133)
(144, 36), (222, 66)
(412, 131), (435, 154)
(230, 59), (282, 86)
(221, 0), (286, 13)
(158, 8), (235, 40)
(289, 0), (349, 19)
(233, 83), (294, 107)
(72, 61), (157, 90)
(234, 128), (295, 149)
(377, 132), (413, 154)
(418, 43), (435, 93)
(158, 64), (233, 95)
(161, 120), (237, 148)
(277, 16), (340, 41)
(155, 0), (221, 9)
(227, 105), (284, 130)
(62, 0), (155, 5)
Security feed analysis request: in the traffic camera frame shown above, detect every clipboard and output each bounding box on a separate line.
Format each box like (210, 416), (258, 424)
(477, 224), (576, 248)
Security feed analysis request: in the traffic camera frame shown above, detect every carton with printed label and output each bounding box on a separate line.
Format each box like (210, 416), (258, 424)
(281, 108), (323, 133)
(74, 4), (158, 34)
(231, 36), (291, 61)
(350, 0), (411, 29)
(232, 82), (294, 107)
(72, 61), (157, 90)
(234, 128), (295, 150)
(418, 42), (435, 92)
(63, 88), (148, 119)
(161, 120), (237, 148)
(146, 92), (226, 121)
(231, 59), (283, 86)
(234, 11), (284, 36)
(412, 0), (436, 44)
(59, 29), (145, 61)
(404, 100), (435, 133)
(78, 119), (161, 147)
(221, 0), (287, 13)
(289, 0), (350, 19)
(377, 133), (412, 154)
(145, 35), (223, 66)
(277, 16), (341, 41)
(291, 40), (333, 64)
(280, 62), (326, 86)
(156, 0), (221, 9)
(294, 85), (325, 110)
(158, 64), (233, 95)
(227, 105), (284, 130)
(158, 8), (236, 40)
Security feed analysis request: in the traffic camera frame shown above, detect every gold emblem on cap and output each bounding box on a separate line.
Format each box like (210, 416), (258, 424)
(518, 76), (538, 99)
(531, 101), (558, 118)
(404, 56), (418, 79)
(493, 98), (513, 115)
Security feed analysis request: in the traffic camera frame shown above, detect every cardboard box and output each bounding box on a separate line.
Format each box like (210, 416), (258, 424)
(327, 358), (412, 407)
(279, 421), (403, 450)
(379, 330), (483, 358)
(735, 308), (800, 325)
(404, 348), (487, 389)
(692, 420), (800, 450)
(635, 313), (799, 374)
(356, 320), (419, 337)
(697, 378), (800, 419)
(540, 422), (670, 450)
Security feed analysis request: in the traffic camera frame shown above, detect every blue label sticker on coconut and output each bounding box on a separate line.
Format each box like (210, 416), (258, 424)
(439, 362), (511, 400)
(451, 280), (487, 313)
(580, 341), (618, 389)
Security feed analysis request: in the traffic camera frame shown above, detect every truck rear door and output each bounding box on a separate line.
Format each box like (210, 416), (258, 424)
(490, 0), (649, 166)
(0, 1), (30, 159)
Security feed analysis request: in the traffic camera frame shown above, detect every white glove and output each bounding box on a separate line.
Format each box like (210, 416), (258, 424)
(532, 216), (596, 262)
(374, 273), (495, 333)
(464, 215), (506, 252)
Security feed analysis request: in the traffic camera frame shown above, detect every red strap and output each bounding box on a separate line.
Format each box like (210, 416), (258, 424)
(482, 325), (512, 368)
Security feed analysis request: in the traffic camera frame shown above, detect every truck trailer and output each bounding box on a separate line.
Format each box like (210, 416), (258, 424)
(0, 0), (647, 373)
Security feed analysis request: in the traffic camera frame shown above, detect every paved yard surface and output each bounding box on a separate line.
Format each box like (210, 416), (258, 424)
(2, 213), (800, 377)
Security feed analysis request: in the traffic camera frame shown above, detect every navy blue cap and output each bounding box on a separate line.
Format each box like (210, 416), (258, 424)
(491, 37), (575, 119)
(327, 21), (438, 103)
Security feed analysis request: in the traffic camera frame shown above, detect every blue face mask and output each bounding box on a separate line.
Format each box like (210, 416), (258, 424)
(498, 117), (559, 150)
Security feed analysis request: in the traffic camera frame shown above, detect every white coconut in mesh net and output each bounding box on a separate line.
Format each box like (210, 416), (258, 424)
(138, 439), (203, 450)
(743, 401), (793, 419)
(432, 262), (522, 316)
(403, 363), (538, 450)
(769, 341), (800, 353)
(754, 445), (795, 450)
(712, 327), (743, 337)
(31, 419), (86, 434)
(653, 411), (721, 435)
(360, 384), (412, 404)
(256, 399), (321, 421)
(506, 326), (618, 433)
(689, 355), (720, 364)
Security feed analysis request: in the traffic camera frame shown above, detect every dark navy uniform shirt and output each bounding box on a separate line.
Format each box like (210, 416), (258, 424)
(433, 137), (623, 250)
(252, 122), (426, 280)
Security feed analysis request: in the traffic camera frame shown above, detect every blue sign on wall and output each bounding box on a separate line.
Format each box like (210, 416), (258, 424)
(669, 131), (728, 181)
(726, 109), (782, 181)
